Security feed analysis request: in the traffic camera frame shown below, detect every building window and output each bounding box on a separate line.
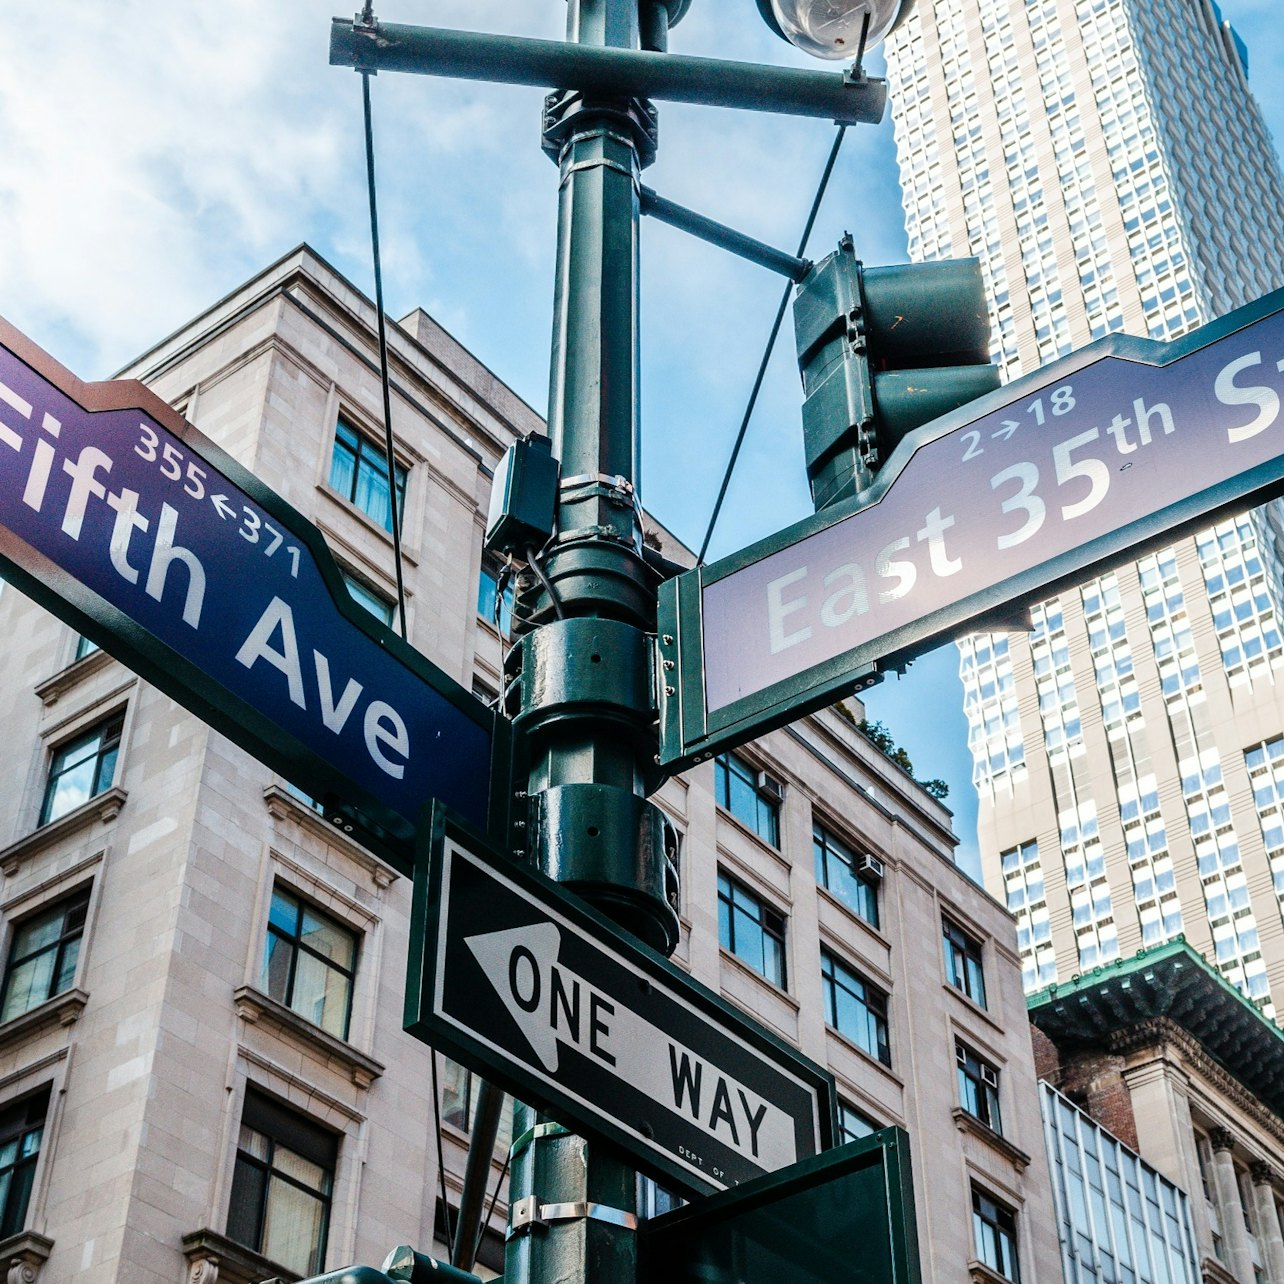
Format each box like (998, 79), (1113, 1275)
(957, 1042), (1002, 1133)
(74, 635), (99, 662)
(813, 823), (879, 926)
(477, 557), (515, 635)
(441, 1059), (514, 1156)
(972, 1186), (1020, 1281)
(943, 917), (988, 1008)
(328, 417), (406, 533)
(227, 1088), (336, 1277)
(342, 570), (396, 628)
(262, 887), (357, 1040)
(713, 751), (781, 847)
(40, 712), (123, 826)
(0, 1088), (48, 1238)
(820, 949), (890, 1066)
(838, 1100), (878, 1144)
(0, 887), (91, 1022)
(717, 873), (786, 988)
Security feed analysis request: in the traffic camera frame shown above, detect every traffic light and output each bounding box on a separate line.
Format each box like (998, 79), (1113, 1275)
(792, 234), (1001, 511)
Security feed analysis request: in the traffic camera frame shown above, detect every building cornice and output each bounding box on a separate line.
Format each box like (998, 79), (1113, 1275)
(1111, 1017), (1284, 1152)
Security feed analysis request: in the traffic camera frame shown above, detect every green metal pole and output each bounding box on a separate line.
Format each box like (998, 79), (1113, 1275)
(504, 2), (677, 1282)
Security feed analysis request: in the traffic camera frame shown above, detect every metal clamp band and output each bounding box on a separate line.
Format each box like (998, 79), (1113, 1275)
(560, 156), (640, 185)
(560, 472), (636, 494)
(508, 1120), (571, 1160)
(508, 1196), (639, 1240)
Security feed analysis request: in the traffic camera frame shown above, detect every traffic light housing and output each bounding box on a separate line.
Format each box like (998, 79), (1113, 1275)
(793, 235), (1001, 511)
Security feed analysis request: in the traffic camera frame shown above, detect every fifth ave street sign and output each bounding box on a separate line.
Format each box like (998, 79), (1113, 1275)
(406, 807), (835, 1197)
(0, 316), (505, 872)
(659, 285), (1284, 769)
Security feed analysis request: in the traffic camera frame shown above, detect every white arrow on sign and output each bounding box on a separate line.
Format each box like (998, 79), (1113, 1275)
(465, 921), (797, 1171)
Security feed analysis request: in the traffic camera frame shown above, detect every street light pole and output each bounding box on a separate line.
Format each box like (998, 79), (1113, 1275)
(504, 2), (676, 1281)
(328, 6), (903, 1278)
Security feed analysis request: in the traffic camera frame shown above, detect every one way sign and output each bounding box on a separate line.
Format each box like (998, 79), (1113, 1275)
(406, 808), (835, 1196)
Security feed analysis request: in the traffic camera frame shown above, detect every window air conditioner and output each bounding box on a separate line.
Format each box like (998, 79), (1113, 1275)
(856, 853), (885, 881)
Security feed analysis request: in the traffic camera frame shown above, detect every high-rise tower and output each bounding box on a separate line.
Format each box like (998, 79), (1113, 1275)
(884, 1), (1284, 1006)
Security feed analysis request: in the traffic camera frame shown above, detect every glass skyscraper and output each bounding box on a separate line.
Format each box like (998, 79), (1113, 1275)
(884, 1), (1284, 1007)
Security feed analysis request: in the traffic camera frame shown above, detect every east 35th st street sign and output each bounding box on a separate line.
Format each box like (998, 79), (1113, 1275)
(406, 807), (835, 1198)
(659, 284), (1284, 770)
(0, 316), (505, 873)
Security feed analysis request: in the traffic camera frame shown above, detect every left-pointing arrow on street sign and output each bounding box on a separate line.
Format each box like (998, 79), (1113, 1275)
(465, 918), (792, 1170)
(409, 816), (836, 1197)
(467, 923), (564, 1071)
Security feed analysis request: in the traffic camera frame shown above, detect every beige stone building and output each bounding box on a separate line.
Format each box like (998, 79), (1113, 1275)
(0, 247), (1058, 1281)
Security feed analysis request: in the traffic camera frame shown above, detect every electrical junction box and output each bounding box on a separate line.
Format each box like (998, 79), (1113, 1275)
(485, 434), (559, 556)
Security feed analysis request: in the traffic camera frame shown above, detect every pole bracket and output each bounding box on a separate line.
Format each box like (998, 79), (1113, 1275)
(507, 1196), (640, 1239)
(542, 89), (659, 169)
(508, 1120), (573, 1160)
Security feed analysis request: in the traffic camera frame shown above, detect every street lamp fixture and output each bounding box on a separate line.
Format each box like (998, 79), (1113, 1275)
(756, 0), (914, 59)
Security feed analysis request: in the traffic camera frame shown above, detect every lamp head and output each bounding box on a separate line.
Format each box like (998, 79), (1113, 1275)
(755, 0), (914, 60)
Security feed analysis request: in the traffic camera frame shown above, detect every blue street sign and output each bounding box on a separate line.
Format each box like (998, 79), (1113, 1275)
(0, 315), (504, 872)
(659, 286), (1284, 769)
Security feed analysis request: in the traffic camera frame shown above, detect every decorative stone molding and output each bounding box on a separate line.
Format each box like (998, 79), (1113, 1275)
(232, 985), (384, 1088)
(0, 990), (88, 1053)
(952, 1108), (1033, 1172)
(1209, 1126), (1237, 1154)
(262, 786), (397, 890)
(181, 1228), (299, 1284)
(33, 646), (114, 706)
(1250, 1159), (1276, 1185)
(1200, 1253), (1240, 1284)
(968, 1259), (1012, 1284)
(0, 789), (127, 877)
(1108, 1017), (1284, 1151)
(0, 1232), (52, 1284)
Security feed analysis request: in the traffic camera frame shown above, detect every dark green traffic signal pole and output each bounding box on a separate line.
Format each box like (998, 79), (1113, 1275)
(331, 10), (888, 1282)
(328, 20), (887, 124)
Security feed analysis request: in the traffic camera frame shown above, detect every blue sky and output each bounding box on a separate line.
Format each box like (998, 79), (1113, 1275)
(3, 1), (1282, 876)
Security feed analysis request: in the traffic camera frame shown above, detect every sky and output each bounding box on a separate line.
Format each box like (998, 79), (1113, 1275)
(3, 0), (1284, 879)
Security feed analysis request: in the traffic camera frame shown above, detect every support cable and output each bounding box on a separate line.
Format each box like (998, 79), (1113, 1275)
(430, 1051), (456, 1261)
(525, 543), (566, 621)
(357, 45), (450, 1258)
(477, 1147), (512, 1266)
(696, 124), (847, 565)
(361, 70), (410, 640)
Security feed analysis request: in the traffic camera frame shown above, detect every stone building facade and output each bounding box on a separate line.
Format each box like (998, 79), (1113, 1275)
(0, 247), (1058, 1281)
(1032, 941), (1284, 1282)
